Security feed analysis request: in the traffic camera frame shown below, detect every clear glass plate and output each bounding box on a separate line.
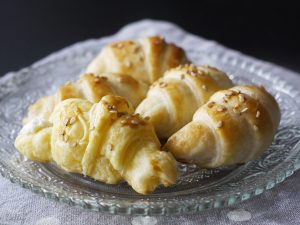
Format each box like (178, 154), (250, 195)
(0, 21), (300, 216)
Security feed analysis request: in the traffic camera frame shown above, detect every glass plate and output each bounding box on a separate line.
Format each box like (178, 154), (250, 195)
(0, 21), (300, 216)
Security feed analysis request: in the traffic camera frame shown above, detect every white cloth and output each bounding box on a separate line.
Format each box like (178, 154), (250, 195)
(1, 19), (300, 225)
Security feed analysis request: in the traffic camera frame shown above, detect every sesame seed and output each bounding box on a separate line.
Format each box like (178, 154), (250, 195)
(107, 144), (113, 151)
(144, 116), (150, 120)
(63, 118), (69, 126)
(234, 104), (239, 109)
(70, 142), (77, 148)
(241, 108), (249, 113)
(64, 135), (69, 142)
(207, 101), (215, 108)
(225, 90), (234, 96)
(223, 96), (229, 103)
(216, 105), (227, 112)
(107, 105), (116, 110)
(94, 77), (102, 83)
(202, 85), (207, 90)
(216, 121), (223, 128)
(125, 60), (131, 68)
(59, 129), (65, 136)
(238, 94), (245, 103)
(130, 119), (139, 125)
(253, 125), (258, 131)
(180, 74), (185, 80)
(120, 119), (127, 125)
(159, 82), (167, 88)
(116, 43), (123, 49)
(256, 110), (261, 118)
(69, 116), (76, 125)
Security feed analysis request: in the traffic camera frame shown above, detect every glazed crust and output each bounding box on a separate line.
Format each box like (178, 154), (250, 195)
(23, 73), (148, 124)
(86, 36), (188, 85)
(15, 95), (177, 194)
(164, 85), (281, 167)
(135, 64), (233, 138)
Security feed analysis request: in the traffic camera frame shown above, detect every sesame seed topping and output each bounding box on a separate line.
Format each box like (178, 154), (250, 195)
(120, 119), (127, 125)
(207, 101), (215, 108)
(202, 85), (207, 90)
(238, 94), (245, 103)
(130, 119), (139, 125)
(69, 116), (76, 125)
(107, 104), (116, 110)
(63, 118), (69, 126)
(70, 141), (77, 148)
(216, 105), (227, 112)
(64, 135), (69, 142)
(116, 43), (123, 49)
(234, 104), (240, 109)
(253, 125), (258, 131)
(144, 116), (150, 120)
(125, 60), (131, 68)
(216, 121), (223, 128)
(100, 76), (107, 80)
(107, 144), (113, 151)
(223, 96), (229, 103)
(159, 82), (167, 88)
(94, 77), (102, 83)
(241, 108), (249, 113)
(225, 90), (234, 96)
(256, 110), (261, 118)
(180, 74), (185, 80)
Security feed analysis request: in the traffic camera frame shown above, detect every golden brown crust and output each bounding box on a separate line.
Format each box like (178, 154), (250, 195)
(86, 36), (187, 84)
(23, 73), (148, 124)
(136, 64), (233, 138)
(164, 85), (281, 167)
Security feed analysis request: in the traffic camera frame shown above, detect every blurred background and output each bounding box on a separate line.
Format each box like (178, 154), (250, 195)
(0, 0), (299, 76)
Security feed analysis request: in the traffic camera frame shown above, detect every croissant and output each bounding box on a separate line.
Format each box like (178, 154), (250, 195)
(135, 64), (234, 138)
(86, 36), (188, 85)
(15, 95), (177, 194)
(23, 73), (148, 124)
(164, 85), (281, 168)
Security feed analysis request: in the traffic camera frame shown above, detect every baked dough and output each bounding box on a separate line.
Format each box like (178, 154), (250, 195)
(23, 73), (148, 124)
(15, 95), (177, 194)
(135, 64), (233, 138)
(164, 85), (280, 167)
(86, 36), (187, 84)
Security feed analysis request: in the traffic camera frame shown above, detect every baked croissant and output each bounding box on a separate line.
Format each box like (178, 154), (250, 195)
(15, 95), (177, 194)
(86, 36), (188, 85)
(23, 73), (148, 124)
(135, 64), (234, 138)
(164, 85), (281, 168)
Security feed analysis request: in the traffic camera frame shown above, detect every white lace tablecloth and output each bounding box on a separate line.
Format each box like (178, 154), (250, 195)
(1, 20), (300, 225)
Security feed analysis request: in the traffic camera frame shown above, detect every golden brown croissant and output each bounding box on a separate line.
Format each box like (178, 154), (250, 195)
(15, 95), (177, 194)
(86, 36), (188, 84)
(135, 64), (234, 138)
(23, 73), (148, 124)
(164, 85), (281, 168)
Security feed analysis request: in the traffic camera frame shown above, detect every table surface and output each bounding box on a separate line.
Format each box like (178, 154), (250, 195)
(0, 20), (300, 225)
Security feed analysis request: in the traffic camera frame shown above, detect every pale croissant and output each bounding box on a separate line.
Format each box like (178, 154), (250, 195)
(164, 85), (281, 168)
(86, 36), (188, 84)
(135, 64), (234, 138)
(15, 95), (176, 194)
(23, 73), (148, 124)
